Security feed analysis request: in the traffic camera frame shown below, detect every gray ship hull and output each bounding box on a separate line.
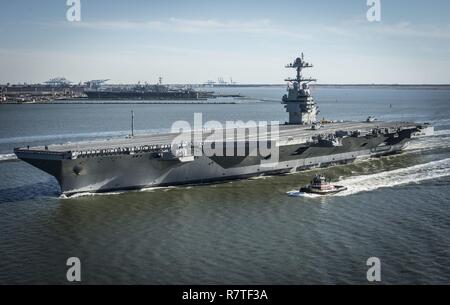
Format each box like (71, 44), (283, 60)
(14, 122), (432, 196)
(84, 90), (213, 100)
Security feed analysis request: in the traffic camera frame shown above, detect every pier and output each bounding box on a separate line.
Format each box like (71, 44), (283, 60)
(0, 80), (244, 104)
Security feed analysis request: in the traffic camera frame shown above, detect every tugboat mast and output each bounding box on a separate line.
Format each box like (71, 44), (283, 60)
(282, 53), (319, 125)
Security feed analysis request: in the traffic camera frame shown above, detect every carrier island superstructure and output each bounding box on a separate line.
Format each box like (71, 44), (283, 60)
(14, 54), (434, 196)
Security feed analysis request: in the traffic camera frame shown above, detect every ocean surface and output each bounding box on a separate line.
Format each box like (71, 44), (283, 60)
(0, 86), (449, 284)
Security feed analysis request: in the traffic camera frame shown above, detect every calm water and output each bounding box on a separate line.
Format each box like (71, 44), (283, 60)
(0, 86), (450, 284)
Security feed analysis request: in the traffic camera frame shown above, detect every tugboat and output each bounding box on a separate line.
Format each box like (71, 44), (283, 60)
(299, 174), (347, 195)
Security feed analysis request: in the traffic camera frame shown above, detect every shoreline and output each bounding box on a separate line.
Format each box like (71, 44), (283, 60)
(0, 101), (239, 105)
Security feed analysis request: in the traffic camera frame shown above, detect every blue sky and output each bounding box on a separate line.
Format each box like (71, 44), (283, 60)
(1, 0), (450, 84)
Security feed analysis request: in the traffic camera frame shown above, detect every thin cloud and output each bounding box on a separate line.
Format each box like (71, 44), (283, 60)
(373, 22), (450, 39)
(73, 20), (164, 30)
(67, 17), (309, 39)
(318, 19), (450, 40)
(73, 17), (450, 40)
(168, 18), (272, 33)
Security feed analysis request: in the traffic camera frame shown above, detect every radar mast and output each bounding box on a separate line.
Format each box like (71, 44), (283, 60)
(282, 53), (318, 125)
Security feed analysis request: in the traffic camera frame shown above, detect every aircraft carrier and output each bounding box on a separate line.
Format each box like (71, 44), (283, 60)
(14, 54), (434, 196)
(84, 78), (213, 100)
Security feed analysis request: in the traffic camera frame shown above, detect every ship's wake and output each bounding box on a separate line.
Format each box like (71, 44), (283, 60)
(405, 129), (450, 152)
(59, 191), (125, 199)
(59, 185), (181, 199)
(287, 158), (450, 199)
(286, 191), (321, 198)
(334, 158), (450, 196)
(0, 154), (17, 162)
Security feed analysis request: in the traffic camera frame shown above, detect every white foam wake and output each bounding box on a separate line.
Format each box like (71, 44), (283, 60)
(335, 158), (450, 196)
(434, 129), (450, 136)
(60, 185), (181, 199)
(434, 119), (450, 128)
(140, 186), (180, 192)
(405, 129), (450, 152)
(286, 191), (321, 198)
(59, 191), (126, 199)
(0, 153), (17, 161)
